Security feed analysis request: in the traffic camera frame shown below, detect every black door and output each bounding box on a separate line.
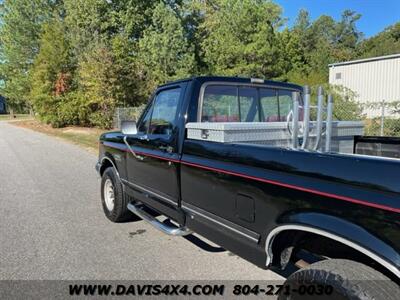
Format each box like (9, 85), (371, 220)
(124, 84), (186, 210)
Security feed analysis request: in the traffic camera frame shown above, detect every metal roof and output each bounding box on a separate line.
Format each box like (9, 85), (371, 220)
(329, 53), (400, 67)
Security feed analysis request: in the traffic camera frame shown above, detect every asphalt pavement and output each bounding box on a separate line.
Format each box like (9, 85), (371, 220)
(0, 121), (283, 280)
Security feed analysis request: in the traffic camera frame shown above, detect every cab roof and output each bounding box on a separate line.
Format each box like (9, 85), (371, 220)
(158, 76), (303, 91)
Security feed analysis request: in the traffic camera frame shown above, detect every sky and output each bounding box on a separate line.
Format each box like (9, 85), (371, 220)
(274, 0), (400, 37)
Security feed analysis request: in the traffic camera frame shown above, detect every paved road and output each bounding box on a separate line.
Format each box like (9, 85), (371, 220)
(0, 122), (283, 280)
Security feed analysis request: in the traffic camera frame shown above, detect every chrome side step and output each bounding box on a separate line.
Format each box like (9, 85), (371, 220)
(127, 203), (192, 236)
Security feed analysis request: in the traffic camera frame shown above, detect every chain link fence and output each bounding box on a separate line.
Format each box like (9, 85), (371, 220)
(334, 100), (400, 137)
(113, 105), (146, 129)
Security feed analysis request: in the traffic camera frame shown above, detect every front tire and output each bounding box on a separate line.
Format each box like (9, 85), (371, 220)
(101, 167), (132, 222)
(278, 259), (399, 300)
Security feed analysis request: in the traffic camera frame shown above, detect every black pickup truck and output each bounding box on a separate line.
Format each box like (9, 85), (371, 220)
(96, 76), (400, 299)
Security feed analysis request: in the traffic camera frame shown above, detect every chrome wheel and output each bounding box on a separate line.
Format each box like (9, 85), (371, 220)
(104, 178), (115, 211)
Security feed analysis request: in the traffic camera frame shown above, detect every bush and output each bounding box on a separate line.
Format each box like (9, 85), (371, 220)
(56, 91), (115, 129)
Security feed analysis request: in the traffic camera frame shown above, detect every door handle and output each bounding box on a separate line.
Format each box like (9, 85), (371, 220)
(138, 135), (149, 141)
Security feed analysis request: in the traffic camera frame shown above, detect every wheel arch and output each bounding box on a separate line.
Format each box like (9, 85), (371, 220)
(99, 155), (120, 177)
(265, 213), (400, 279)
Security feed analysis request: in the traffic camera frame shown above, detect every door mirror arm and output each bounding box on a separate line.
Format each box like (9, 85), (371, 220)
(123, 136), (145, 161)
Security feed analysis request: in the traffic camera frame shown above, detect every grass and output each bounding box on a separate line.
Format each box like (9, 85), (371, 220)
(10, 119), (107, 154)
(0, 114), (32, 121)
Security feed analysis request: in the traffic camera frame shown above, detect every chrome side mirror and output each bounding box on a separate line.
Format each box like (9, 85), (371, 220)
(121, 121), (138, 135)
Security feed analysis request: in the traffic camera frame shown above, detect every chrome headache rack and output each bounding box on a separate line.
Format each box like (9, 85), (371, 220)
(186, 86), (364, 154)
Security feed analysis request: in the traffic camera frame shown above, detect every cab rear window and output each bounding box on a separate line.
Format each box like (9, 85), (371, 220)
(201, 84), (297, 123)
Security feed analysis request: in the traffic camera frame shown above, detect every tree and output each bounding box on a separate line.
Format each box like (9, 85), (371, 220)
(0, 0), (54, 111)
(77, 43), (122, 128)
(30, 17), (71, 126)
(292, 8), (313, 63)
(64, 0), (159, 61)
(335, 10), (362, 49)
(200, 0), (284, 78)
(107, 0), (158, 41)
(137, 1), (195, 95)
(110, 34), (143, 107)
(357, 22), (400, 58)
(63, 0), (111, 60)
(286, 9), (363, 84)
(293, 9), (311, 34)
(277, 29), (306, 80)
(180, 0), (209, 74)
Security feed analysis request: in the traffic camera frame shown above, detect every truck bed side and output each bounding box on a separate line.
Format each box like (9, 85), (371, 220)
(180, 139), (400, 270)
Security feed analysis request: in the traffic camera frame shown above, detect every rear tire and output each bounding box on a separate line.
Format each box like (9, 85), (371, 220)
(278, 259), (399, 300)
(101, 167), (132, 222)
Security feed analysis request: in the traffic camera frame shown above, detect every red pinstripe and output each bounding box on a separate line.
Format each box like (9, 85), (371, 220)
(104, 142), (400, 213)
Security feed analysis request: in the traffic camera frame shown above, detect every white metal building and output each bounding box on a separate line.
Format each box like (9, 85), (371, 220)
(329, 53), (400, 117)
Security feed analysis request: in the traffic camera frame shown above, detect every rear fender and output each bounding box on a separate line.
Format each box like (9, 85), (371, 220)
(265, 212), (400, 278)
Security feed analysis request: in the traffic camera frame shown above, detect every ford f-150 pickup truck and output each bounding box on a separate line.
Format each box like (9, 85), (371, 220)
(96, 76), (400, 299)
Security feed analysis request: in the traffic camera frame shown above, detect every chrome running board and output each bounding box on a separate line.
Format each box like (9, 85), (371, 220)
(127, 203), (192, 236)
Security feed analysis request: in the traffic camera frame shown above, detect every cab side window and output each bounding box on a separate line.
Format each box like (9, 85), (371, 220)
(148, 87), (181, 136)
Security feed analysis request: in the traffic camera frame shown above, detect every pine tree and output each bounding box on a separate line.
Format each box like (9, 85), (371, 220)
(30, 17), (71, 126)
(200, 0), (284, 79)
(137, 2), (195, 95)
